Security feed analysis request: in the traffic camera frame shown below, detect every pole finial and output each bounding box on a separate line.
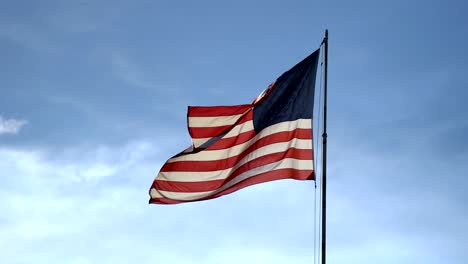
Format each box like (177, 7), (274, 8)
(322, 29), (328, 45)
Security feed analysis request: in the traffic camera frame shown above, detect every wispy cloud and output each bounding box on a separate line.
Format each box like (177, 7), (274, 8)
(0, 116), (27, 135)
(0, 23), (57, 53)
(110, 53), (157, 91)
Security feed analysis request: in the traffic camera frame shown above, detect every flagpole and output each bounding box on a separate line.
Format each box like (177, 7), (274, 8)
(321, 29), (328, 264)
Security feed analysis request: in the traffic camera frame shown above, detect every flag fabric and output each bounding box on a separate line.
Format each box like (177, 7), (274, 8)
(149, 49), (320, 204)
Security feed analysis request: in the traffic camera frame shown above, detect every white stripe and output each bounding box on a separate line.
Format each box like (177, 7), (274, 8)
(151, 158), (313, 200)
(192, 138), (211, 148)
(173, 119), (311, 163)
(191, 120), (255, 147)
(189, 114), (244, 128)
(158, 138), (312, 182)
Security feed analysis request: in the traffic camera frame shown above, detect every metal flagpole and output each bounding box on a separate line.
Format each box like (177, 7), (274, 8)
(321, 29), (328, 264)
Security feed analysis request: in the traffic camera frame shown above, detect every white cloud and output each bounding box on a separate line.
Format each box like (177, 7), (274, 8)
(0, 116), (27, 135)
(0, 142), (316, 263)
(0, 136), (466, 264)
(0, 141), (161, 263)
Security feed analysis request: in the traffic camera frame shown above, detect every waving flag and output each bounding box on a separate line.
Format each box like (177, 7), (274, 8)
(149, 49), (320, 204)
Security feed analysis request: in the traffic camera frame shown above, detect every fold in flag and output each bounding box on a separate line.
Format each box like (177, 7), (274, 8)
(149, 49), (320, 204)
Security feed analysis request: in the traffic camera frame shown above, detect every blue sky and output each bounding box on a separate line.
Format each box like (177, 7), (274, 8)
(1, 0), (468, 263)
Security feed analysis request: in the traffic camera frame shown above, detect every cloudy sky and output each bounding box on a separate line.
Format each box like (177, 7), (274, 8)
(1, 0), (468, 263)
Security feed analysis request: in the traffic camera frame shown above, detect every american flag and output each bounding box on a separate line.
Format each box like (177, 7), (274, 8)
(149, 49), (320, 204)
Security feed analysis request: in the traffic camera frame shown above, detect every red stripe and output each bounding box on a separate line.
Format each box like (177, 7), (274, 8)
(189, 125), (234, 139)
(149, 168), (314, 204)
(155, 148), (312, 192)
(188, 111), (253, 139)
(205, 130), (256, 150)
(162, 129), (312, 172)
(188, 104), (252, 117)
